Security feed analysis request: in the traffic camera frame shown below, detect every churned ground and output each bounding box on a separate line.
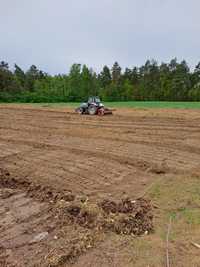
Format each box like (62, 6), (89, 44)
(0, 104), (200, 267)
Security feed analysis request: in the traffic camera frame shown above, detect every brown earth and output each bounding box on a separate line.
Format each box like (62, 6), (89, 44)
(0, 104), (200, 267)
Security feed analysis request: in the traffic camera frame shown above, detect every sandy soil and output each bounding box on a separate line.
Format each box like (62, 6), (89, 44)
(0, 104), (200, 266)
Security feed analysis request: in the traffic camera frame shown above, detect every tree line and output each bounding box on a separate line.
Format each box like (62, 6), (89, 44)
(0, 59), (200, 102)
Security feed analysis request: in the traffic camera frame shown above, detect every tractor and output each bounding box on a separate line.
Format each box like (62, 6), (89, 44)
(75, 96), (113, 116)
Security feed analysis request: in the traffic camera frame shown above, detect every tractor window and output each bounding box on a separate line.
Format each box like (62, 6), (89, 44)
(88, 97), (93, 103)
(88, 97), (100, 103)
(95, 97), (100, 103)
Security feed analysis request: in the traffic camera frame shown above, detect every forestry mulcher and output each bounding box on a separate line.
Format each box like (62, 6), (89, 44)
(75, 96), (113, 116)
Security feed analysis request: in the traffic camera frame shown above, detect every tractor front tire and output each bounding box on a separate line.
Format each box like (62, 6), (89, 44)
(76, 107), (84, 114)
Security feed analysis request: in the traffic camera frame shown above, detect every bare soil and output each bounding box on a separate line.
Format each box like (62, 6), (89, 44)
(0, 104), (200, 266)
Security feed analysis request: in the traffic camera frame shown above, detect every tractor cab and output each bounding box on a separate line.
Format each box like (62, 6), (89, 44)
(87, 96), (101, 105)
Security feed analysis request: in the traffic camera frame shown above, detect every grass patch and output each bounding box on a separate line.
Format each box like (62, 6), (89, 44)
(1, 101), (200, 109)
(122, 175), (200, 266)
(105, 101), (200, 109)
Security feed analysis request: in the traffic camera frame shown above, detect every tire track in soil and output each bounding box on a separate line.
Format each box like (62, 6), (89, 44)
(1, 106), (200, 197)
(1, 105), (200, 266)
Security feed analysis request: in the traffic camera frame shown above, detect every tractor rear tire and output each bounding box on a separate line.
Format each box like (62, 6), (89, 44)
(98, 108), (105, 116)
(88, 105), (97, 115)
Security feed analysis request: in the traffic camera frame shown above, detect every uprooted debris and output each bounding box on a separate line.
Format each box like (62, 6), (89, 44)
(42, 231), (98, 267)
(99, 197), (152, 214)
(100, 198), (153, 235)
(0, 167), (154, 266)
(0, 167), (154, 237)
(60, 197), (154, 236)
(64, 202), (102, 229)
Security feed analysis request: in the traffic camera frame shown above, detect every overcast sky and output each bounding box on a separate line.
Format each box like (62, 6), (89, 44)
(0, 0), (199, 74)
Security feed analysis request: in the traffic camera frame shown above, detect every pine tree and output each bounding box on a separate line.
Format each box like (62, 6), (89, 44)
(14, 64), (26, 88)
(111, 62), (121, 84)
(98, 65), (111, 88)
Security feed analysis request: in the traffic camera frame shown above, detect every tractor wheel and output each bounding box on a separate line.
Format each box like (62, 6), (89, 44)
(88, 105), (97, 115)
(98, 108), (105, 116)
(76, 107), (84, 114)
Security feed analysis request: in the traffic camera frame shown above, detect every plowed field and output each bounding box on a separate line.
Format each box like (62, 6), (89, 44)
(0, 104), (200, 267)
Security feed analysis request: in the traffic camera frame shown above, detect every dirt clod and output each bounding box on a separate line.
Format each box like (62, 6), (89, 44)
(99, 199), (118, 214)
(29, 232), (49, 244)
